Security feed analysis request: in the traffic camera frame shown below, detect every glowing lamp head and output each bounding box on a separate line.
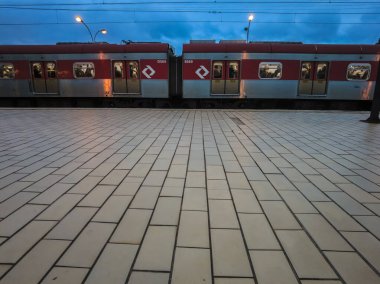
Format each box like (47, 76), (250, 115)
(101, 29), (107, 34)
(248, 14), (254, 21)
(75, 16), (83, 23)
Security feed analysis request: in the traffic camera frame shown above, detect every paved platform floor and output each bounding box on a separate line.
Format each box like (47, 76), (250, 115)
(0, 109), (379, 284)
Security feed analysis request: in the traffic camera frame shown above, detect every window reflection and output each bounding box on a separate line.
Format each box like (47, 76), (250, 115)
(32, 63), (43, 78)
(228, 62), (239, 79)
(129, 62), (139, 79)
(213, 62), (223, 79)
(259, 62), (282, 79)
(46, 63), (56, 79)
(347, 63), (371, 81)
(73, 62), (95, 78)
(0, 63), (15, 79)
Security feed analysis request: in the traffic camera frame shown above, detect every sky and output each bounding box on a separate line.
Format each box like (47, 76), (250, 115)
(0, 0), (379, 54)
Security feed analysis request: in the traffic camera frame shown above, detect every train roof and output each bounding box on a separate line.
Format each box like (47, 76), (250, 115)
(183, 42), (380, 54)
(0, 43), (171, 54)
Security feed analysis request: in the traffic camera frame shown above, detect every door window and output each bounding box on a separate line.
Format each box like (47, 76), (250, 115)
(228, 62), (239, 79)
(129, 61), (139, 79)
(213, 62), (223, 79)
(114, 62), (123, 78)
(46, 63), (56, 79)
(32, 63), (43, 78)
(301, 62), (312, 80)
(316, 63), (328, 80)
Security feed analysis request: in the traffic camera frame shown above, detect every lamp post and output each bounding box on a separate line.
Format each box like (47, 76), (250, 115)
(246, 14), (254, 43)
(76, 16), (107, 43)
(94, 29), (107, 42)
(75, 16), (94, 42)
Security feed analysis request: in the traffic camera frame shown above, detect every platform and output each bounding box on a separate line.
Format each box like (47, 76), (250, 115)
(0, 109), (379, 284)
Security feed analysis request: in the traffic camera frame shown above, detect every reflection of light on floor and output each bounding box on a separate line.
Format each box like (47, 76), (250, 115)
(103, 79), (111, 96)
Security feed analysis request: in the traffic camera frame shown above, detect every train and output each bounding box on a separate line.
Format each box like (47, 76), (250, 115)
(0, 40), (379, 103)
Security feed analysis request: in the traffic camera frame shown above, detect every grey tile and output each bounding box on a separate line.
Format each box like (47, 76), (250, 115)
(171, 248), (212, 284)
(177, 211), (209, 248)
(182, 187), (207, 211)
(151, 197), (181, 225)
(342, 231), (380, 272)
(92, 195), (132, 223)
(250, 181), (281, 200)
(276, 230), (337, 279)
(0, 240), (70, 284)
(128, 272), (169, 284)
(250, 250), (298, 284)
(0, 204), (47, 237)
(231, 189), (262, 213)
(296, 214), (352, 251)
(325, 252), (380, 284)
(111, 209), (152, 244)
(354, 215), (380, 239)
(209, 199), (239, 229)
(211, 229), (252, 277)
(130, 186), (160, 209)
(314, 202), (364, 231)
(41, 267), (89, 284)
(279, 191), (318, 213)
(186, 172), (206, 188)
(261, 201), (301, 230)
(36, 194), (83, 221)
(46, 207), (97, 240)
(0, 221), (56, 263)
(85, 243), (138, 284)
(134, 226), (176, 271)
(58, 222), (115, 268)
(239, 213), (280, 250)
(326, 191), (373, 215)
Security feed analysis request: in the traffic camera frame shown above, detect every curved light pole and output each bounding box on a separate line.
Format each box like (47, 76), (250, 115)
(94, 29), (107, 42)
(75, 16), (94, 42)
(246, 14), (255, 43)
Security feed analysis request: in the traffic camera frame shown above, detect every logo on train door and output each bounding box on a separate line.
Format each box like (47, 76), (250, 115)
(195, 65), (209, 79)
(142, 65), (156, 78)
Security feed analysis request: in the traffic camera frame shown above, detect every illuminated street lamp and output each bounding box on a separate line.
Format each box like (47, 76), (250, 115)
(94, 29), (107, 42)
(246, 14), (255, 43)
(75, 16), (106, 43)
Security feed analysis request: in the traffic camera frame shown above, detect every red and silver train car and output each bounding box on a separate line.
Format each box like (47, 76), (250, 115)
(0, 43), (171, 98)
(182, 41), (380, 100)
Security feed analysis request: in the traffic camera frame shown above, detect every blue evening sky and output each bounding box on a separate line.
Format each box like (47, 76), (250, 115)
(0, 0), (379, 54)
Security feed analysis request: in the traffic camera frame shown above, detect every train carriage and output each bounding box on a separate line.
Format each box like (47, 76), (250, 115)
(182, 40), (379, 100)
(0, 43), (172, 98)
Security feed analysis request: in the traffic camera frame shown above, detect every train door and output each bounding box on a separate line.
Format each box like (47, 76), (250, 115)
(211, 61), (240, 95)
(298, 62), (329, 96)
(112, 61), (140, 94)
(31, 62), (58, 94)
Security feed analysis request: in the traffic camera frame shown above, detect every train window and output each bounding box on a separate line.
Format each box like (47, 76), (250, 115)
(347, 63), (371, 81)
(316, 63), (328, 80)
(259, 62), (282, 79)
(0, 63), (15, 79)
(32, 63), (43, 78)
(46, 63), (56, 79)
(114, 62), (123, 78)
(301, 62), (312, 80)
(213, 62), (223, 79)
(73, 62), (95, 78)
(228, 62), (239, 79)
(129, 61), (139, 79)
